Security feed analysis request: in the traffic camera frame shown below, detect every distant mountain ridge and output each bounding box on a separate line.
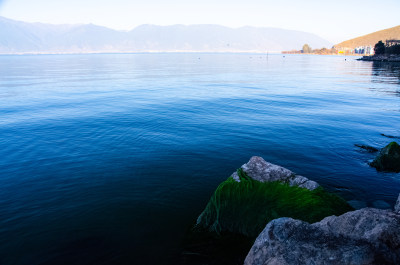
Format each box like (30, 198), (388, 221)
(335, 25), (400, 49)
(0, 16), (332, 54)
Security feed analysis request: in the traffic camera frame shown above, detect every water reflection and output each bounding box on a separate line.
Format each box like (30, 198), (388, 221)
(1, 54), (400, 265)
(372, 61), (400, 83)
(368, 61), (400, 96)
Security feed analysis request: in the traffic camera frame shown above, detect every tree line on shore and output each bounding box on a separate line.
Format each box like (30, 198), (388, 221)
(282, 44), (337, 55)
(374, 40), (400, 55)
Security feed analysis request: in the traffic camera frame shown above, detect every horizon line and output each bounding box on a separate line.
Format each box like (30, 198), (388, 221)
(0, 15), (335, 36)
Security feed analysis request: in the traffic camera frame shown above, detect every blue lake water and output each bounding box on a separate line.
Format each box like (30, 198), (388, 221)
(0, 53), (400, 264)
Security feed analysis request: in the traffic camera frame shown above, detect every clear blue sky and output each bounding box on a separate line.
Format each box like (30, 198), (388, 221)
(0, 0), (399, 43)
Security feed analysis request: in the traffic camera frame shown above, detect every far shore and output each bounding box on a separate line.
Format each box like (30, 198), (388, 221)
(358, 54), (400, 62)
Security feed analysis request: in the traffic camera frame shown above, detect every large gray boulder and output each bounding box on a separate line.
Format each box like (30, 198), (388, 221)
(244, 208), (400, 265)
(231, 156), (319, 190)
(395, 194), (400, 213)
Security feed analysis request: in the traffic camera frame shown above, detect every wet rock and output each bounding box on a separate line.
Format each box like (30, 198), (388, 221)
(395, 194), (400, 213)
(370, 142), (400, 172)
(244, 208), (400, 265)
(234, 156), (319, 190)
(354, 144), (378, 153)
(381, 133), (400, 139)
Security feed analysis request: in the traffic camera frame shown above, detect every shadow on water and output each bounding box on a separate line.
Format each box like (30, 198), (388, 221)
(370, 61), (400, 96)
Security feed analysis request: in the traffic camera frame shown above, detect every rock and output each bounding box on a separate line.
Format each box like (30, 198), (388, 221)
(244, 208), (400, 265)
(234, 156), (319, 190)
(372, 200), (391, 209)
(370, 142), (400, 172)
(381, 133), (400, 139)
(196, 157), (352, 237)
(289, 174), (320, 190)
(354, 144), (379, 153)
(347, 200), (367, 210)
(395, 194), (400, 213)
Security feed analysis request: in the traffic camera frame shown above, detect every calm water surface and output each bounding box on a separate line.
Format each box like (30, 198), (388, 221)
(0, 53), (399, 264)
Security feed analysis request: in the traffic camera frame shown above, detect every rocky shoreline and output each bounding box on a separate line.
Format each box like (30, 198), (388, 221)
(245, 206), (400, 265)
(183, 155), (400, 265)
(358, 54), (400, 62)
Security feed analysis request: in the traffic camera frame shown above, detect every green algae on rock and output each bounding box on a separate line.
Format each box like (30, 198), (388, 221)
(370, 141), (400, 172)
(196, 157), (353, 238)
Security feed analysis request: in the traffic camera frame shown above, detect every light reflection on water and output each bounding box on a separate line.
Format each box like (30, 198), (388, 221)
(0, 53), (399, 264)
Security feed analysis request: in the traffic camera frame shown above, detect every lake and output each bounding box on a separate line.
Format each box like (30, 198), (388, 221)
(0, 53), (399, 264)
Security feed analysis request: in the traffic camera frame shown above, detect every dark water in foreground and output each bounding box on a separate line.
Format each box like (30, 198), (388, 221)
(0, 53), (399, 264)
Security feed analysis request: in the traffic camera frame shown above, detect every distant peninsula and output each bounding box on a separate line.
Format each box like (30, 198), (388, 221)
(282, 25), (400, 56)
(335, 25), (400, 52)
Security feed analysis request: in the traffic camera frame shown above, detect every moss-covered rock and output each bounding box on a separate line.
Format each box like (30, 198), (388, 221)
(370, 141), (400, 172)
(196, 167), (353, 238)
(184, 157), (354, 264)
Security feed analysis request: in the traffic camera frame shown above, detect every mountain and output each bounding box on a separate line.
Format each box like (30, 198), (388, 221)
(0, 16), (332, 54)
(335, 25), (400, 49)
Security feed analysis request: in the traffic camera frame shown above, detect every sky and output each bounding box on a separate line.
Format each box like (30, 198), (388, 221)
(0, 0), (399, 43)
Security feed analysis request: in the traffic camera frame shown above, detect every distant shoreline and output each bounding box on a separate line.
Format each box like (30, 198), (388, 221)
(282, 52), (361, 56)
(358, 55), (400, 62)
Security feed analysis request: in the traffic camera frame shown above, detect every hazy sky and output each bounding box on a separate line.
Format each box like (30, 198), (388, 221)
(0, 0), (399, 43)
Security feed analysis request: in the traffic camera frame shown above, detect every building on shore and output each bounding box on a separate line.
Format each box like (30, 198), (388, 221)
(386, 39), (400, 47)
(337, 45), (374, 55)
